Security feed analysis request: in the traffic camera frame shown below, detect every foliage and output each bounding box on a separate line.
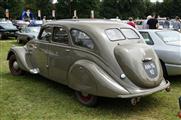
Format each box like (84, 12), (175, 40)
(56, 0), (100, 19)
(2, 0), (24, 19)
(0, 0), (181, 20)
(100, 0), (145, 19)
(56, 0), (71, 19)
(73, 0), (100, 18)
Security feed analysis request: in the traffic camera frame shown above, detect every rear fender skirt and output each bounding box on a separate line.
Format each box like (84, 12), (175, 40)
(68, 60), (129, 98)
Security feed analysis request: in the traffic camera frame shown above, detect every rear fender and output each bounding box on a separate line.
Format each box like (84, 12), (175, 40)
(68, 60), (129, 97)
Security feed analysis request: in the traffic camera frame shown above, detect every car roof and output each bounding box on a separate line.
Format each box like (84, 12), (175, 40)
(138, 29), (179, 34)
(43, 19), (130, 28)
(138, 29), (162, 32)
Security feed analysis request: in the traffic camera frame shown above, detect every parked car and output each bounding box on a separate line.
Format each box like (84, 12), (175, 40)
(7, 19), (170, 106)
(16, 26), (40, 44)
(139, 29), (181, 76)
(13, 20), (42, 30)
(0, 20), (18, 39)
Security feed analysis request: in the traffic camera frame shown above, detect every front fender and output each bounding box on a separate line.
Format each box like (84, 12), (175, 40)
(68, 60), (129, 98)
(7, 46), (38, 74)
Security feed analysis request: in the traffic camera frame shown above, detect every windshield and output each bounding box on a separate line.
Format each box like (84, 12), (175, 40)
(0, 23), (17, 29)
(24, 27), (40, 33)
(156, 31), (181, 42)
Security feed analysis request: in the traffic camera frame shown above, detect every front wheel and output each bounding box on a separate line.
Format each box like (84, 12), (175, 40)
(9, 54), (24, 76)
(75, 91), (98, 107)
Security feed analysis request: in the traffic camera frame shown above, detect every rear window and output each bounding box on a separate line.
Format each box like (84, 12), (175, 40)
(105, 28), (140, 41)
(105, 28), (125, 41)
(120, 28), (140, 39)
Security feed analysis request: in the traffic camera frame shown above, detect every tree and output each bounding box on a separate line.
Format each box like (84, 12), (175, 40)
(171, 0), (181, 17)
(0, 0), (6, 18)
(7, 0), (24, 19)
(73, 0), (100, 18)
(56, 0), (100, 19)
(56, 0), (70, 19)
(100, 0), (120, 18)
(34, 0), (52, 19)
(24, 0), (52, 19)
(159, 0), (172, 17)
(100, 0), (145, 19)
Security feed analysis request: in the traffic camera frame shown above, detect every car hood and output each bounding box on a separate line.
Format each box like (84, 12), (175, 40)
(18, 32), (38, 38)
(166, 41), (181, 47)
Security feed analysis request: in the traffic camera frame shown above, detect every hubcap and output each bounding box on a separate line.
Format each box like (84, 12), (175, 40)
(80, 92), (92, 102)
(13, 61), (19, 70)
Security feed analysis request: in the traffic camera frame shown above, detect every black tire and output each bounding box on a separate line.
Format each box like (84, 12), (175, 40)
(9, 54), (24, 76)
(160, 60), (168, 78)
(75, 91), (98, 107)
(0, 33), (3, 40)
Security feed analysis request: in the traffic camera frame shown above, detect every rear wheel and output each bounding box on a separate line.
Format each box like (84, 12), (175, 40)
(9, 54), (24, 76)
(75, 91), (98, 107)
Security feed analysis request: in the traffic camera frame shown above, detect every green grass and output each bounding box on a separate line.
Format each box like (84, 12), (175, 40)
(0, 40), (181, 120)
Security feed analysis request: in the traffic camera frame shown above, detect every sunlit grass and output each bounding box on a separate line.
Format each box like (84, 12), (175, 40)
(0, 40), (181, 120)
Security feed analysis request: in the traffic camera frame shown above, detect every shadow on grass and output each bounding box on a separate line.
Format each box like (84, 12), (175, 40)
(167, 75), (181, 84)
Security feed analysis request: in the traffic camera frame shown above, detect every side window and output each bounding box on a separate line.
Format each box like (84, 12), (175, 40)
(39, 27), (52, 41)
(71, 29), (94, 49)
(53, 27), (68, 44)
(140, 32), (154, 45)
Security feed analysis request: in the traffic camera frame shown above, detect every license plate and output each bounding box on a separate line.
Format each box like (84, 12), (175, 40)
(143, 61), (158, 78)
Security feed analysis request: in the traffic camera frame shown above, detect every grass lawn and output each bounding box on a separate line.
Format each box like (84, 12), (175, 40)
(0, 40), (181, 120)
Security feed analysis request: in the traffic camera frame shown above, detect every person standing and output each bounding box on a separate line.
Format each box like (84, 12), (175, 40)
(142, 15), (152, 29)
(173, 16), (181, 32)
(127, 17), (136, 28)
(43, 16), (47, 24)
(147, 14), (159, 29)
(163, 17), (170, 29)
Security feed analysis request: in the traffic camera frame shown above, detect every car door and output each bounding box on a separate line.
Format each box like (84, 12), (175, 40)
(49, 26), (72, 85)
(28, 26), (53, 78)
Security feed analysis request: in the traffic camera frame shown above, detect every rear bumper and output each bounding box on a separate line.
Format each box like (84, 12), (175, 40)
(166, 63), (181, 75)
(118, 80), (170, 98)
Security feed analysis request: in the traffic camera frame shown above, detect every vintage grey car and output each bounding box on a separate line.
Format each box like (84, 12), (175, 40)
(7, 19), (170, 106)
(139, 29), (181, 76)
